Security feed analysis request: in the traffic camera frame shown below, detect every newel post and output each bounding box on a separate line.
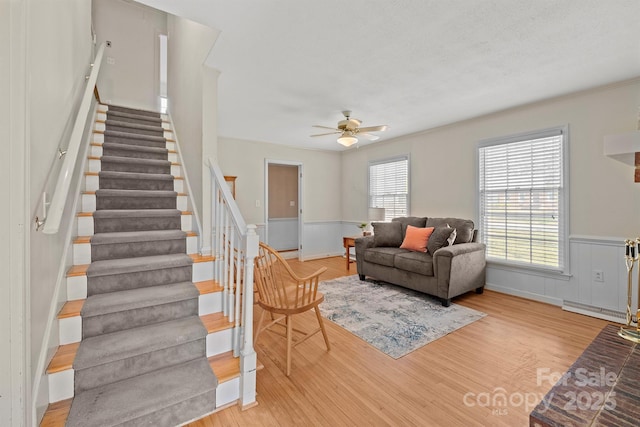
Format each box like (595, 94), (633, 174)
(239, 224), (258, 408)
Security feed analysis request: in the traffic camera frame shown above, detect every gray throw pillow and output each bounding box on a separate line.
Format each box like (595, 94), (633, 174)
(392, 216), (427, 239)
(426, 217), (474, 244)
(427, 226), (456, 255)
(372, 222), (403, 247)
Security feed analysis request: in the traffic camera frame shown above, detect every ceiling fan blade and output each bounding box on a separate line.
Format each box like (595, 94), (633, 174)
(312, 125), (340, 131)
(358, 132), (380, 141)
(358, 125), (388, 133)
(310, 131), (341, 137)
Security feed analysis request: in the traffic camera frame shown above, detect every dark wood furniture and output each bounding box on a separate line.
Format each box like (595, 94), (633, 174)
(530, 324), (639, 426)
(343, 236), (357, 270)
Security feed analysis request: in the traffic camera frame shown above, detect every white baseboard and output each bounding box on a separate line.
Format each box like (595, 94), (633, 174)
(485, 283), (563, 306)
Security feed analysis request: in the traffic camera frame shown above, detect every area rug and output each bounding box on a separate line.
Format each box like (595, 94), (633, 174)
(318, 275), (486, 358)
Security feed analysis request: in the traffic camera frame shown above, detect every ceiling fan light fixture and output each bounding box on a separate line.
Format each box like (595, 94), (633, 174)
(337, 135), (358, 147)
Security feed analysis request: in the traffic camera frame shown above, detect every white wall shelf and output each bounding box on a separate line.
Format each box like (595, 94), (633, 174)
(603, 130), (640, 166)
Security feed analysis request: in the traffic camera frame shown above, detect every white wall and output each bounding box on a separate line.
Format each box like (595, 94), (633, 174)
(218, 137), (343, 258)
(93, 0), (167, 111)
(341, 79), (640, 313)
(166, 15), (219, 247)
(25, 0), (93, 423)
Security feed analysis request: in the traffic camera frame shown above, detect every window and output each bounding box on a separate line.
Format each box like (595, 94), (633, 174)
(369, 156), (409, 221)
(478, 127), (568, 272)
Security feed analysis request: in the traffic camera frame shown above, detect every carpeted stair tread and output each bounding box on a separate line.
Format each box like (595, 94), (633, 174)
(106, 110), (162, 125)
(81, 281), (198, 318)
(87, 253), (192, 278)
(99, 170), (173, 181)
(104, 130), (166, 146)
(100, 156), (170, 167)
(107, 104), (161, 118)
(74, 316), (206, 370)
(106, 121), (164, 137)
(95, 189), (177, 199)
(102, 142), (168, 157)
(66, 357), (217, 427)
(91, 229), (186, 245)
(93, 209), (181, 219)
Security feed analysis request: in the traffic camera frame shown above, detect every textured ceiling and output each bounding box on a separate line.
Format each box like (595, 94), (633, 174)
(135, 0), (640, 151)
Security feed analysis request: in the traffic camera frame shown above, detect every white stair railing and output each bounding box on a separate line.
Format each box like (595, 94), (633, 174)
(39, 42), (106, 234)
(208, 158), (258, 408)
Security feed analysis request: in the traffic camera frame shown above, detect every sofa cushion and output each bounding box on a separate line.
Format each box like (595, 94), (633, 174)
(394, 251), (434, 276)
(364, 247), (407, 267)
(392, 217), (427, 239)
(400, 225), (434, 252)
(427, 226), (456, 255)
(426, 217), (474, 244)
(372, 222), (403, 247)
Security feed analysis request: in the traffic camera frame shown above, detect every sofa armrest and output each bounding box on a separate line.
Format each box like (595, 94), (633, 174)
(354, 236), (375, 275)
(433, 242), (486, 258)
(433, 242), (486, 299)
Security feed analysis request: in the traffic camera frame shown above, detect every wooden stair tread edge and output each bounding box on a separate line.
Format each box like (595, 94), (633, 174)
(58, 300), (84, 319)
(66, 264), (89, 277)
(208, 351), (239, 383)
(195, 280), (223, 295)
(47, 343), (79, 374)
(190, 254), (215, 263)
(40, 398), (72, 427)
(200, 313), (234, 334)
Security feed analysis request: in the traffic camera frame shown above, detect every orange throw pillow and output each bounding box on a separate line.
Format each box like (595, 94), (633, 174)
(400, 225), (434, 252)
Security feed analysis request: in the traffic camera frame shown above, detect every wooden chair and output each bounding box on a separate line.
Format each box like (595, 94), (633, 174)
(253, 242), (330, 376)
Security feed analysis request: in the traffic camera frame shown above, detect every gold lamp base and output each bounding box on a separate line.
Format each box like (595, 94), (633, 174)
(618, 326), (640, 344)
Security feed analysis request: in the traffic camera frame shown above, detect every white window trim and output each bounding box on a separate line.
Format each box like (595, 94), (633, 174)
(368, 154), (411, 221)
(476, 125), (570, 275)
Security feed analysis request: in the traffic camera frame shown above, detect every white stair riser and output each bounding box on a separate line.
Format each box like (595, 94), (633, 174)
(49, 326), (233, 403)
(168, 152), (178, 163)
(193, 261), (213, 283)
(73, 243), (91, 265)
(164, 131), (172, 138)
(206, 328), (232, 357)
(171, 165), (181, 177)
(199, 292), (222, 316)
(181, 214), (193, 232)
(67, 276), (87, 301)
(90, 145), (103, 157)
(48, 369), (74, 403)
(216, 378), (240, 408)
(59, 317), (82, 345)
(162, 122), (171, 130)
(96, 112), (107, 121)
(177, 195), (187, 211)
(95, 122), (106, 132)
(93, 132), (104, 143)
(166, 141), (176, 151)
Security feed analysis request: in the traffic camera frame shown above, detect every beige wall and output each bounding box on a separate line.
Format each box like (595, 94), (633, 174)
(268, 164), (298, 219)
(93, 0), (167, 111)
(218, 137), (342, 225)
(342, 79), (640, 238)
(166, 15), (218, 230)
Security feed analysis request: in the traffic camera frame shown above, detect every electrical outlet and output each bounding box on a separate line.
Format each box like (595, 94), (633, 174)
(593, 270), (604, 282)
(255, 200), (261, 208)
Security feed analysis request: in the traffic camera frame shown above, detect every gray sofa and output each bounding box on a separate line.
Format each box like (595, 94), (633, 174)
(355, 216), (486, 306)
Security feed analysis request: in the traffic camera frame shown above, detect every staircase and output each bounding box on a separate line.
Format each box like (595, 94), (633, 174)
(41, 105), (249, 426)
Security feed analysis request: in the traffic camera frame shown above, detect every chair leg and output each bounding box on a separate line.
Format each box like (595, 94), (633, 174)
(315, 306), (331, 351)
(254, 308), (267, 346)
(286, 315), (293, 376)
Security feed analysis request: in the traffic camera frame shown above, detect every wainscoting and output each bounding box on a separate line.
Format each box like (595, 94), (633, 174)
(266, 217), (298, 251)
(487, 235), (632, 323)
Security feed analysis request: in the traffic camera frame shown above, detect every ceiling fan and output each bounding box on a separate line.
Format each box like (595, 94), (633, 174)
(311, 111), (388, 147)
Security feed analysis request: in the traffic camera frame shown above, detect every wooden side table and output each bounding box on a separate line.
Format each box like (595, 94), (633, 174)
(343, 236), (357, 270)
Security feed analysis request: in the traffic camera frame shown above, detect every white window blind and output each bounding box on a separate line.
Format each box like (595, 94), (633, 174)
(478, 128), (566, 271)
(369, 156), (409, 221)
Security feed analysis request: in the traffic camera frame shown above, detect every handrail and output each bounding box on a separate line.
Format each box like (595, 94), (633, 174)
(41, 42), (106, 234)
(208, 157), (258, 407)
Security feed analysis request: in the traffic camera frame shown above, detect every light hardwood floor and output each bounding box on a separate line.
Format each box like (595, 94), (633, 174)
(188, 256), (611, 427)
